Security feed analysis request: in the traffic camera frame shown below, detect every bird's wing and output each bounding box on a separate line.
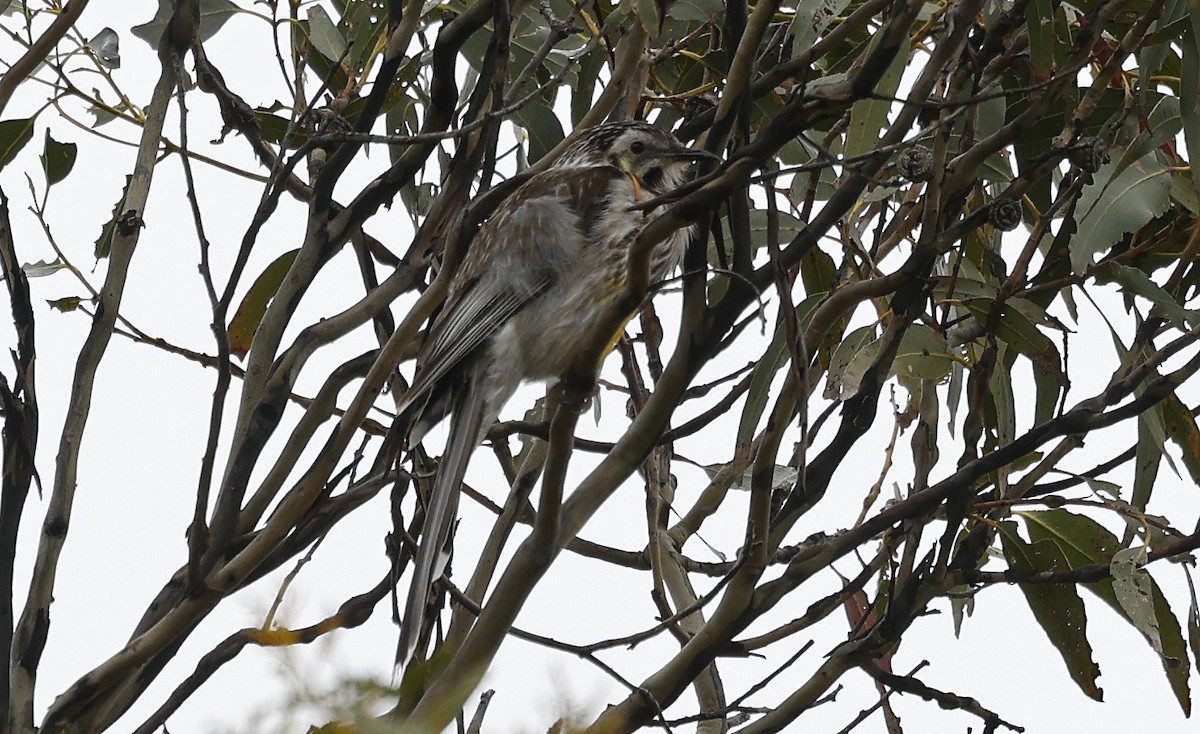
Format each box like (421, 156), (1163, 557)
(395, 165), (623, 425)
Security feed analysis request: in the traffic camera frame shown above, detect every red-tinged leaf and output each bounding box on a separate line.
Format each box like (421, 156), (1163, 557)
(842, 587), (892, 670)
(228, 250), (299, 359)
(998, 520), (1103, 701)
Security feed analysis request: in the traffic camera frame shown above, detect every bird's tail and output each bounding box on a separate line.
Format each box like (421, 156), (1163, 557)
(395, 375), (486, 670)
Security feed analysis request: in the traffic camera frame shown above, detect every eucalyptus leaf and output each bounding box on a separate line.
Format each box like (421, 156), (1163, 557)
(306, 6), (347, 62)
(131, 0), (239, 48)
(40, 130), (77, 187)
(87, 27), (121, 69)
(22, 259), (66, 278)
(0, 117), (36, 170)
(1111, 546), (1163, 656)
(998, 521), (1103, 701)
(1072, 157), (1172, 274)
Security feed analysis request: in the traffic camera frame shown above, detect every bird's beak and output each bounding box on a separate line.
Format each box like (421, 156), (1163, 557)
(670, 148), (722, 163)
(618, 160), (645, 202)
(629, 173), (644, 201)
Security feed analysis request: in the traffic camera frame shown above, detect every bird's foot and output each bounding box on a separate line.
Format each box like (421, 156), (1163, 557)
(549, 381), (597, 413)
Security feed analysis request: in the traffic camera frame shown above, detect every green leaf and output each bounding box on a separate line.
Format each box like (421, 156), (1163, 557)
(632, 0), (661, 34)
(789, 0), (852, 52)
(824, 324), (877, 400)
(306, 5), (347, 62)
(1159, 392), (1200, 486)
(95, 175), (132, 260)
(1111, 546), (1163, 655)
(737, 294), (823, 446)
(22, 259), (66, 278)
(0, 118), (35, 170)
(1182, 2), (1200, 175)
(87, 27), (121, 69)
(948, 584), (975, 638)
(513, 104), (565, 164)
(964, 299), (1054, 356)
(47, 296), (83, 313)
(40, 130), (77, 187)
(998, 520), (1103, 701)
(131, 0), (240, 47)
(1072, 157), (1172, 274)
(1022, 510), (1192, 713)
(1100, 262), (1199, 329)
(799, 246), (836, 296)
(891, 323), (953, 384)
(1032, 343), (1064, 425)
(228, 250), (300, 359)
(1188, 576), (1200, 669)
(844, 38), (908, 159)
(1112, 99), (1182, 178)
(1027, 0), (1057, 83)
(990, 347), (1016, 445)
(1132, 414), (1163, 510)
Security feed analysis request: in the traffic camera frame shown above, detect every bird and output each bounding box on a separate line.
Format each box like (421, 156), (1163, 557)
(389, 119), (718, 669)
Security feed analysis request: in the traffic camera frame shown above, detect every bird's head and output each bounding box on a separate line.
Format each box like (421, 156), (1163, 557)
(555, 121), (719, 200)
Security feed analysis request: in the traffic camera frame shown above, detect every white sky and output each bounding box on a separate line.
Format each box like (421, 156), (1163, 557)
(0, 2), (1198, 733)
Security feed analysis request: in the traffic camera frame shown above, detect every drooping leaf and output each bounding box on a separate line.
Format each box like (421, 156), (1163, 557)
(131, 0), (240, 48)
(95, 175), (132, 260)
(998, 520), (1103, 701)
(1188, 573), (1200, 668)
(47, 296), (84, 313)
(1112, 99), (1182, 178)
(1181, 4), (1200, 176)
(1027, 0), (1057, 83)
(1110, 546), (1163, 656)
(1132, 413), (1164, 510)
(949, 584), (975, 638)
(513, 103), (565, 164)
(825, 324), (878, 400)
(789, 0), (853, 53)
(228, 250), (300, 359)
(891, 324), (953, 385)
(964, 299), (1054, 357)
(1100, 262), (1199, 329)
(306, 5), (347, 62)
(87, 27), (121, 68)
(22, 259), (66, 278)
(0, 118), (36, 170)
(1072, 157), (1172, 274)
(738, 293), (825, 446)
(40, 130), (77, 187)
(844, 38), (908, 159)
(1032, 343), (1065, 426)
(989, 347), (1016, 446)
(1022, 510), (1192, 713)
(1159, 392), (1200, 486)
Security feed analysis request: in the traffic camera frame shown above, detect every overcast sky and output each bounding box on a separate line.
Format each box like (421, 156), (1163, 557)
(2, 2), (1198, 732)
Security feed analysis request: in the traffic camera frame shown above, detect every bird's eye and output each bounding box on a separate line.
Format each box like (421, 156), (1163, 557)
(630, 140), (645, 154)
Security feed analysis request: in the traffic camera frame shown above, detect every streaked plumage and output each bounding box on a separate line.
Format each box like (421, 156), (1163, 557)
(392, 120), (716, 668)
